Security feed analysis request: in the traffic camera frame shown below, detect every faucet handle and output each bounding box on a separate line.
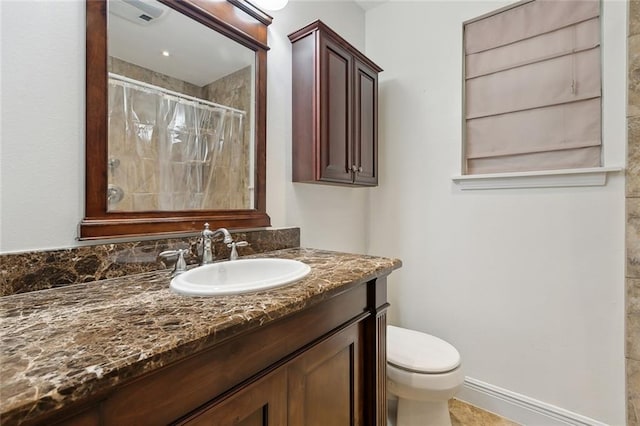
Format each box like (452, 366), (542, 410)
(227, 241), (249, 261)
(158, 249), (189, 276)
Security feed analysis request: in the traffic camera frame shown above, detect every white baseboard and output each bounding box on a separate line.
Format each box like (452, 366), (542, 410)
(457, 377), (609, 426)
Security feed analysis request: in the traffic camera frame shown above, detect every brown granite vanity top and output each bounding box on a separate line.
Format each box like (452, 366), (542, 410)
(0, 248), (401, 425)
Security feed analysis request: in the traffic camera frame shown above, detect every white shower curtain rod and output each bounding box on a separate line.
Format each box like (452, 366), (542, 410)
(108, 72), (246, 116)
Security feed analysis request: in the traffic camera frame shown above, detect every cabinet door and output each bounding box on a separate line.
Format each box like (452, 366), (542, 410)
(319, 35), (353, 184)
(176, 369), (287, 426)
(288, 323), (363, 426)
(353, 59), (378, 186)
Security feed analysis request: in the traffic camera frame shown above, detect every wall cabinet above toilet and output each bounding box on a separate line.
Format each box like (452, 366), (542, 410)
(289, 21), (383, 187)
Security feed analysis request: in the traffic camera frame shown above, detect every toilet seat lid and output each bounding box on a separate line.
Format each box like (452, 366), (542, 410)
(387, 325), (461, 373)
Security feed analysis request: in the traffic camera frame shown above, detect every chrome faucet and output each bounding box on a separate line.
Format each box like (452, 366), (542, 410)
(201, 223), (233, 264)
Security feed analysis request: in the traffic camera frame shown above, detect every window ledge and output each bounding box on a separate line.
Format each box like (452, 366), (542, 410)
(452, 167), (623, 190)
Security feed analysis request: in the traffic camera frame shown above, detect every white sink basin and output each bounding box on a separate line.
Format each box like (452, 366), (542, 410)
(170, 258), (311, 296)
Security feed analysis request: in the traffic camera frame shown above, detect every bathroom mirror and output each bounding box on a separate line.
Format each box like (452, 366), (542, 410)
(82, 0), (272, 239)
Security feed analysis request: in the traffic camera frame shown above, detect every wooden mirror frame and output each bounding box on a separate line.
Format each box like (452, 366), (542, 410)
(81, 0), (272, 240)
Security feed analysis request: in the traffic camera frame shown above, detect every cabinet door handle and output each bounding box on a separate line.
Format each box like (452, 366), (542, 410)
(358, 166), (363, 173)
(351, 165), (358, 173)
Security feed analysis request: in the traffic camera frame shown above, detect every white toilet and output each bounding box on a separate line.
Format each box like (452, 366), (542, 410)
(387, 325), (464, 426)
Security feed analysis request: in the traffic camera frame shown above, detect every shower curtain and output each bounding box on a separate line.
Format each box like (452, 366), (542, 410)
(107, 76), (248, 212)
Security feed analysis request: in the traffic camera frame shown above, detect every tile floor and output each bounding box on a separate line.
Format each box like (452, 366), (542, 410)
(449, 399), (520, 426)
(388, 398), (520, 426)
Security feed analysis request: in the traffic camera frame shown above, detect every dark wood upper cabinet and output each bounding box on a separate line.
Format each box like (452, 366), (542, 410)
(289, 21), (382, 187)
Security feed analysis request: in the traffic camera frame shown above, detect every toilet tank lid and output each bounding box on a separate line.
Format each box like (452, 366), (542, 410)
(387, 325), (461, 373)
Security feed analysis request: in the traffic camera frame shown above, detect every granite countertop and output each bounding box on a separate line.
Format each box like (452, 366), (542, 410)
(0, 248), (401, 425)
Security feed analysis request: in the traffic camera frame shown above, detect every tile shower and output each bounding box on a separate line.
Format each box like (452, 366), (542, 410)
(106, 57), (253, 211)
(628, 2), (640, 424)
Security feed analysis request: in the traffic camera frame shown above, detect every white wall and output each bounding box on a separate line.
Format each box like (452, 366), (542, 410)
(1, 0), (86, 251)
(265, 1), (370, 254)
(0, 0), (368, 254)
(365, 1), (626, 424)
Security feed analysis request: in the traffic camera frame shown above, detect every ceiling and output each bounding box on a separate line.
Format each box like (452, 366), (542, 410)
(107, 0), (385, 86)
(354, 0), (387, 11)
(108, 0), (254, 87)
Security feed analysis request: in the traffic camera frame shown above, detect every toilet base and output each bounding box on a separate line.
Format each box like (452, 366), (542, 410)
(396, 398), (452, 426)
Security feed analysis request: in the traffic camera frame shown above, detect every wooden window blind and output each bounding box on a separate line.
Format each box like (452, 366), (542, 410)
(463, 0), (602, 175)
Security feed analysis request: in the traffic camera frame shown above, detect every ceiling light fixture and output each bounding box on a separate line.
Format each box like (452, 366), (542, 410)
(162, 50), (170, 57)
(252, 0), (288, 11)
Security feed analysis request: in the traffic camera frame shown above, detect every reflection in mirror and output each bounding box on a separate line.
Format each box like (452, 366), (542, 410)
(82, 0), (271, 240)
(107, 0), (255, 212)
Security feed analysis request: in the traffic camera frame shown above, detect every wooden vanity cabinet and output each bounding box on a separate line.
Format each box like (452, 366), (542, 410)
(176, 367), (287, 426)
(289, 20), (382, 187)
(47, 277), (389, 426)
(287, 321), (363, 425)
(179, 322), (363, 426)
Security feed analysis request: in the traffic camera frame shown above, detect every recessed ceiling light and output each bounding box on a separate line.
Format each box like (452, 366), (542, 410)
(162, 50), (170, 57)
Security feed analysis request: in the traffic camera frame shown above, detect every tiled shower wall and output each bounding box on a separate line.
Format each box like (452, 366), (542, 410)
(202, 66), (253, 209)
(628, 1), (640, 424)
(107, 58), (252, 211)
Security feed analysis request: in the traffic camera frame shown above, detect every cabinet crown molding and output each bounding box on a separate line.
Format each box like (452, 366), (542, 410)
(288, 20), (383, 73)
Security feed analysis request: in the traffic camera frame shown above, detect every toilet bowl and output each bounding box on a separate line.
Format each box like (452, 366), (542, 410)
(387, 325), (464, 426)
